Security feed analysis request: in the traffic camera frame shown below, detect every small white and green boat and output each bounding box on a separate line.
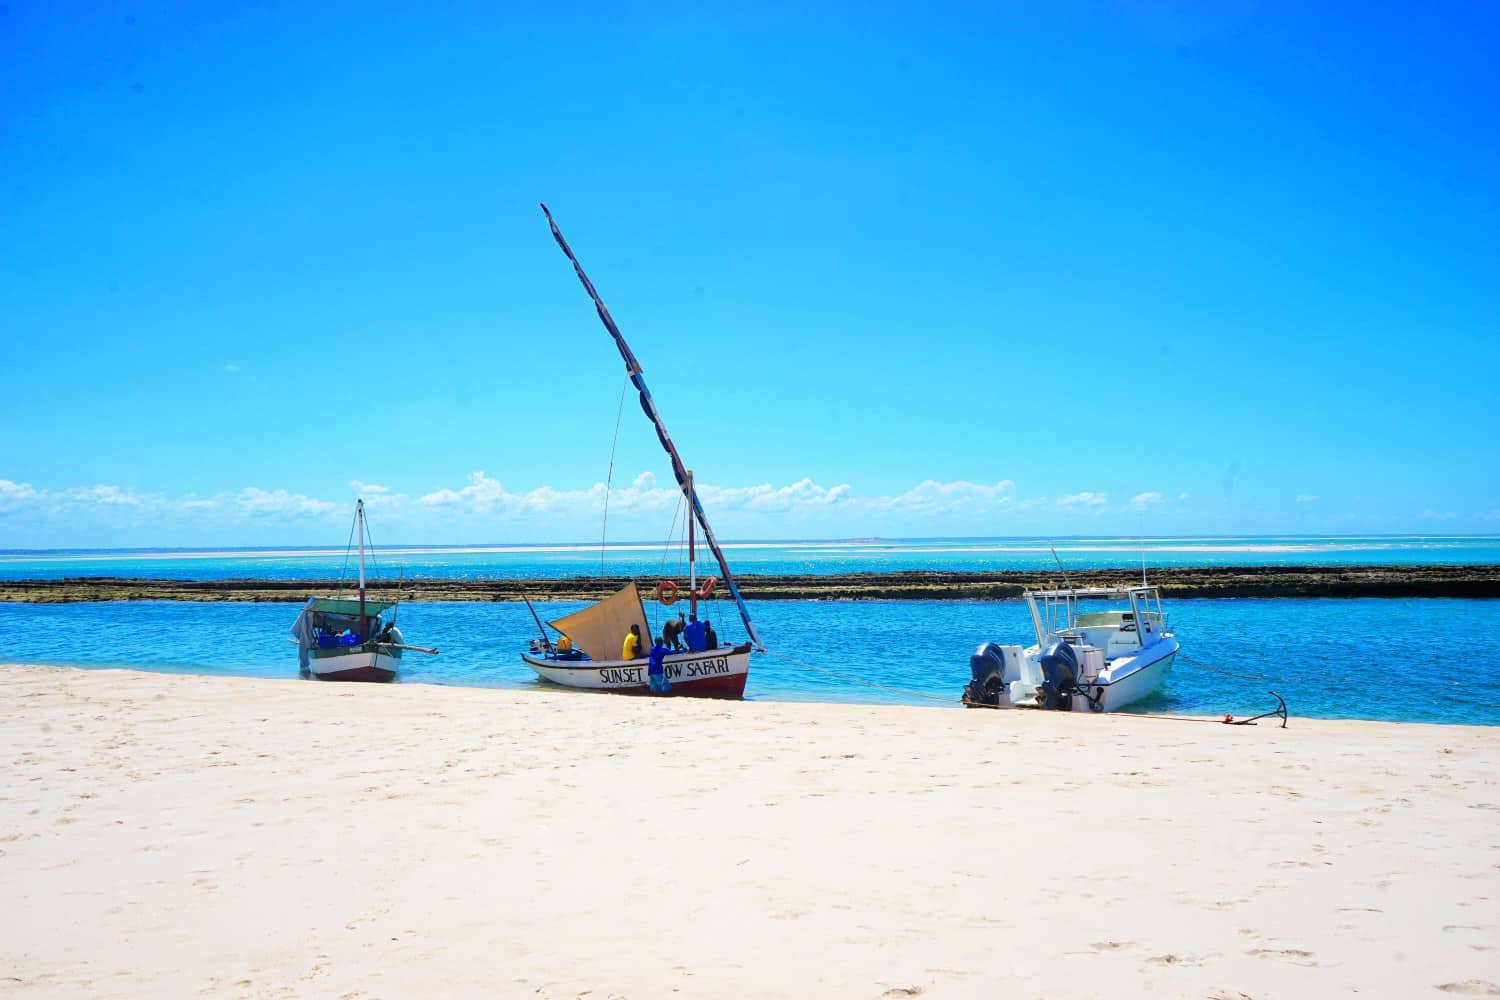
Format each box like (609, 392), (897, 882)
(288, 500), (436, 682)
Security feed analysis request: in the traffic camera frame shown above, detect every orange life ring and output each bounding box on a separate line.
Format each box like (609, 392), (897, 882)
(697, 576), (718, 600)
(655, 579), (679, 606)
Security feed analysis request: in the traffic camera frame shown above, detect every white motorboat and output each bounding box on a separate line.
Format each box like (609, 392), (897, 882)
(962, 585), (1177, 713)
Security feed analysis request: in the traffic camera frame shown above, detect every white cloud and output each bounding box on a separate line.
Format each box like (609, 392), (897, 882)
(350, 481), (408, 510)
(224, 362), (241, 374)
(865, 479), (1013, 514)
(60, 484), (156, 507)
(703, 477), (853, 513)
(406, 473), (1028, 526)
(1131, 491), (1163, 511)
(233, 488), (338, 517)
(1058, 491), (1108, 509)
(1295, 494), (1318, 503)
(417, 472), (534, 514)
(0, 479), (44, 514)
(1177, 492), (1190, 501)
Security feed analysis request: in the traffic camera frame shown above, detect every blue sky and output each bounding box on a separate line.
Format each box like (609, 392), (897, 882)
(2, 1), (1497, 547)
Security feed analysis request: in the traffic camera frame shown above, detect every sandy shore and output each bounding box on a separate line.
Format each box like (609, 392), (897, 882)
(2, 666), (1497, 998)
(3, 563), (1499, 602)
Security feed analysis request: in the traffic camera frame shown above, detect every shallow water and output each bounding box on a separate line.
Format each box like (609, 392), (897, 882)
(2, 597), (1496, 726)
(1, 534), (1496, 581)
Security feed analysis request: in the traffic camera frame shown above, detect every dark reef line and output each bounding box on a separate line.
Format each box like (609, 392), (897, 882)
(1, 564), (1497, 603)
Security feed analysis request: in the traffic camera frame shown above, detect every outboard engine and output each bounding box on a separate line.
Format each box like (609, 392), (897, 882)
(1037, 639), (1078, 711)
(964, 642), (1008, 707)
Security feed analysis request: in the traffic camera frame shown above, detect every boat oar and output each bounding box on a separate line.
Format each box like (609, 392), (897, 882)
(374, 642), (440, 655)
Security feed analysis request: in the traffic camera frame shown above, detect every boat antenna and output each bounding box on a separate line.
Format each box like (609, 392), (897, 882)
(1139, 512), (1148, 586)
(1047, 540), (1075, 591)
(356, 498), (367, 625)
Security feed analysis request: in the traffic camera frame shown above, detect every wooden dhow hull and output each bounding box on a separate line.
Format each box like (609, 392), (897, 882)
(308, 648), (400, 683)
(521, 643), (751, 699)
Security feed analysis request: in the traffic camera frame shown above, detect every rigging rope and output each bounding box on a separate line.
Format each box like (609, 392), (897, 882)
(363, 513), (381, 590)
(655, 490), (685, 581)
(599, 375), (630, 577)
(650, 491), (686, 636)
(336, 506), (357, 596)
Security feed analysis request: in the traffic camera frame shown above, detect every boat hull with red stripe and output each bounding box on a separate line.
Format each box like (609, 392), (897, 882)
(521, 643), (750, 699)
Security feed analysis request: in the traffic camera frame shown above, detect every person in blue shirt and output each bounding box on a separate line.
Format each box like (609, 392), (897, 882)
(647, 635), (672, 694)
(683, 614), (706, 651)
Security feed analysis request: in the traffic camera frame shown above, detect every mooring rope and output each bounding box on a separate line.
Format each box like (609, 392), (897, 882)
(761, 649), (1282, 725)
(1178, 651), (1322, 688)
(762, 649), (961, 706)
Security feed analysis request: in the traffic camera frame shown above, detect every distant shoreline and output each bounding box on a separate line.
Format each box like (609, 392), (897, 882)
(2, 564), (1497, 602)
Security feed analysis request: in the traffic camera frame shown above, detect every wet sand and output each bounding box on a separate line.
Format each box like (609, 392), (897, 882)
(2, 563), (1497, 602)
(1, 664), (1497, 998)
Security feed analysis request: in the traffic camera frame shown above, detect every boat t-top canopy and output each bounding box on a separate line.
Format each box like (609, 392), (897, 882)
(1025, 586), (1160, 600)
(1025, 585), (1167, 648)
(309, 597), (396, 617)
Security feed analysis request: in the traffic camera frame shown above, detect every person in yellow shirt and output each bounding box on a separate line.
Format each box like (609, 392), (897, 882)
(556, 634), (573, 653)
(622, 623), (643, 660)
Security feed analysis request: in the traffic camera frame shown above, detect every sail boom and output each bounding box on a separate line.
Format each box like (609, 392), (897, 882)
(540, 203), (764, 651)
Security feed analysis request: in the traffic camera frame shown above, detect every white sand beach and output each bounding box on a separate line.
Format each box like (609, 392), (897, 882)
(1, 664), (1497, 998)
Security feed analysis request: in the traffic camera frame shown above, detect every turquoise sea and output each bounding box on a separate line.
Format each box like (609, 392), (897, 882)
(2, 534), (1498, 581)
(1, 597), (1496, 727)
(1, 536), (1496, 726)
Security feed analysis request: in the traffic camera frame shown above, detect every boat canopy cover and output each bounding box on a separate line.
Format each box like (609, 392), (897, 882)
(548, 583), (649, 661)
(309, 597), (395, 617)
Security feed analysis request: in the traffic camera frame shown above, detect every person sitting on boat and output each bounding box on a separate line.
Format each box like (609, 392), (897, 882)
(647, 636), (672, 694)
(702, 620), (718, 649)
(555, 633), (573, 654)
(662, 611), (686, 651)
(622, 623), (644, 660)
(683, 614), (706, 651)
(377, 620), (404, 647)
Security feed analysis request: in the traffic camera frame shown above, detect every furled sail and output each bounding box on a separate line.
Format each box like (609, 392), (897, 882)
(540, 203), (764, 651)
(547, 582), (650, 661)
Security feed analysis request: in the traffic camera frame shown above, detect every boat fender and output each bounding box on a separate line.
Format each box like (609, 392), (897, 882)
(697, 576), (718, 600)
(655, 579), (679, 605)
